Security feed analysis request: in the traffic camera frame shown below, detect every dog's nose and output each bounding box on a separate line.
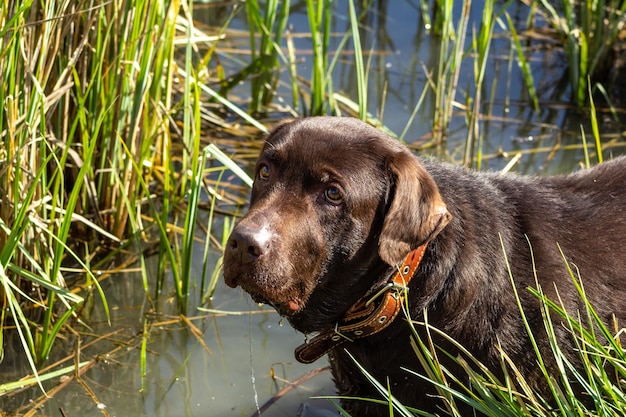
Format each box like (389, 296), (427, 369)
(228, 225), (271, 264)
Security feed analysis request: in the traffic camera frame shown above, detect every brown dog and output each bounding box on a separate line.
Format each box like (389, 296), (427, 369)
(223, 117), (626, 415)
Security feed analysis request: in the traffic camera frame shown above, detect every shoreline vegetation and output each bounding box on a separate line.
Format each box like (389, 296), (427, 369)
(1, 0), (625, 415)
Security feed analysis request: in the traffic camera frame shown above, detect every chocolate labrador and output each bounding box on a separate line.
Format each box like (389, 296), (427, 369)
(223, 116), (626, 415)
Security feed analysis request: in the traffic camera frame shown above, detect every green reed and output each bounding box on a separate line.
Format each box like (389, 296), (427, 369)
(232, 0), (373, 118)
(348, 0), (368, 120)
(304, 0), (334, 116)
(0, 0), (266, 382)
(328, 237), (625, 416)
(431, 0), (469, 143)
(532, 0), (626, 108)
(245, 0), (291, 114)
(465, 0), (497, 167)
(505, 12), (539, 112)
(178, 5), (202, 314)
(0, 1), (110, 371)
(0, 0), (207, 372)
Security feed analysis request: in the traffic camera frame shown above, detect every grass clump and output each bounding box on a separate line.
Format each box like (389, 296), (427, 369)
(338, 242), (626, 416)
(530, 0), (626, 108)
(0, 0), (242, 375)
(245, 0), (291, 113)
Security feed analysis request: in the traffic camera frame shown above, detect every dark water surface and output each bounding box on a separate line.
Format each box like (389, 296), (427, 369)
(4, 2), (626, 416)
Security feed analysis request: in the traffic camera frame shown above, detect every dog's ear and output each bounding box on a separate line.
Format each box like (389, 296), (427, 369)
(378, 152), (451, 266)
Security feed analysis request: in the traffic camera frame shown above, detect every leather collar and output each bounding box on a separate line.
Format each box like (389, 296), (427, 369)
(294, 244), (427, 363)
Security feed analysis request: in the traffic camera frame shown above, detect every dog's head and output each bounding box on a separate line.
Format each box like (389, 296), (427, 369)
(223, 117), (450, 332)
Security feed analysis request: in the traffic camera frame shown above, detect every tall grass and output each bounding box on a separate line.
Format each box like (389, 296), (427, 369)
(219, 0), (373, 118)
(465, 0), (542, 168)
(531, 0), (626, 108)
(0, 0), (162, 371)
(245, 0), (291, 114)
(465, 0), (497, 167)
(304, 0), (334, 116)
(426, 0), (544, 155)
(0, 0), (246, 374)
(331, 241), (626, 416)
(430, 0), (469, 143)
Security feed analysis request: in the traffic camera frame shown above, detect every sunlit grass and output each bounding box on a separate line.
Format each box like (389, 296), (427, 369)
(431, 0), (469, 143)
(245, 0), (291, 113)
(531, 0), (626, 108)
(0, 0), (253, 383)
(466, 0), (498, 168)
(324, 238), (626, 416)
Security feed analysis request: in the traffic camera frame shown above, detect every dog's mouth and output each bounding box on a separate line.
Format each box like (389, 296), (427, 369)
(248, 291), (272, 308)
(229, 278), (305, 317)
(251, 291), (305, 316)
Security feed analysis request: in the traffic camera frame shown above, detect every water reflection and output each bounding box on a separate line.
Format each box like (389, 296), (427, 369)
(4, 252), (336, 416)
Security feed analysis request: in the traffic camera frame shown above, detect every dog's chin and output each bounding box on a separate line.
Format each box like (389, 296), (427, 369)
(285, 310), (330, 334)
(248, 291), (271, 307)
(242, 286), (306, 317)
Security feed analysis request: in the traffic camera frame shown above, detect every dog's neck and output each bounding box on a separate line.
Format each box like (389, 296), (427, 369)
(294, 244), (428, 363)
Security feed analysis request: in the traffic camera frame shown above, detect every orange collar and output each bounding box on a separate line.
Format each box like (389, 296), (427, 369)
(294, 244), (427, 363)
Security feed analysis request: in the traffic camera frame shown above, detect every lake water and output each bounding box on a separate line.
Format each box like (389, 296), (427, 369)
(3, 1), (626, 416)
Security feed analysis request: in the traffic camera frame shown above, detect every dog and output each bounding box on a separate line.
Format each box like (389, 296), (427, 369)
(223, 116), (626, 415)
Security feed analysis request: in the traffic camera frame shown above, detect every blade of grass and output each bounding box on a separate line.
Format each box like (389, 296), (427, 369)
(0, 361), (91, 396)
(205, 144), (254, 187)
(343, 350), (417, 417)
(348, 0), (367, 120)
(587, 80), (602, 163)
(505, 12), (539, 112)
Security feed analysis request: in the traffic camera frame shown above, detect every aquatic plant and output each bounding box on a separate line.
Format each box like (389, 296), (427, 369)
(531, 0), (626, 108)
(0, 0), (242, 374)
(324, 243), (626, 416)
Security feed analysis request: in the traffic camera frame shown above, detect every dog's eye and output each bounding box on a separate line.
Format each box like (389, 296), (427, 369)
(257, 164), (270, 180)
(324, 187), (343, 205)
